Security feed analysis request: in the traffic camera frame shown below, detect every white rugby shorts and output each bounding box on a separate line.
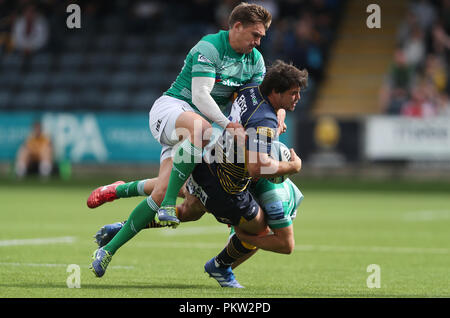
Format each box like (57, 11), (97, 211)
(149, 95), (195, 162)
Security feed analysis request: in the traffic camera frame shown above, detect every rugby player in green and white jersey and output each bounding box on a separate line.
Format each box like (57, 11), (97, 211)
(155, 3), (274, 226)
(88, 3), (274, 278)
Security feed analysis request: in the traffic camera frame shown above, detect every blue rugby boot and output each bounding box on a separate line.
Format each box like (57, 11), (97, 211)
(155, 205), (180, 228)
(90, 247), (113, 278)
(204, 257), (244, 288)
(94, 222), (124, 248)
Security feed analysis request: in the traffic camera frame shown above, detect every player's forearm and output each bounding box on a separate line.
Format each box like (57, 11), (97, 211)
(191, 77), (230, 128)
(237, 231), (294, 254)
(247, 154), (301, 178)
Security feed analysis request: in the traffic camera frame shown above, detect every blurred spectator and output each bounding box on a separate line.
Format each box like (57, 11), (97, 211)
(382, 1), (450, 117)
(424, 54), (448, 94)
(0, 0), (16, 54)
(177, 0), (216, 37)
(15, 121), (54, 179)
(401, 81), (437, 117)
(380, 48), (416, 114)
(397, 10), (420, 45)
(284, 13), (324, 81)
(442, 0), (450, 33)
(432, 22), (450, 52)
(11, 4), (49, 55)
(127, 0), (164, 33)
(436, 93), (450, 116)
(409, 0), (436, 32)
(403, 25), (426, 68)
(248, 0), (279, 21)
(215, 0), (240, 30)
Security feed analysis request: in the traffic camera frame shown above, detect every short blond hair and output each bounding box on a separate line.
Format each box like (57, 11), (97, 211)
(228, 2), (272, 30)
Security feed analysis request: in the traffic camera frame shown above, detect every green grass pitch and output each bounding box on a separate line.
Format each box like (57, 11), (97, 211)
(0, 177), (449, 298)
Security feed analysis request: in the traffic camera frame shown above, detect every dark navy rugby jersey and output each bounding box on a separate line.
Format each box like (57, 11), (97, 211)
(207, 83), (279, 194)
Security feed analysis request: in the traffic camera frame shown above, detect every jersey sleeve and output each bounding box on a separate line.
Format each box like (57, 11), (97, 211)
(190, 40), (219, 78)
(245, 114), (277, 155)
(252, 178), (294, 229)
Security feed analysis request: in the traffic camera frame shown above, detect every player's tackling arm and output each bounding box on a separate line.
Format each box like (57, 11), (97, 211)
(234, 225), (295, 254)
(191, 77), (230, 129)
(191, 77), (246, 139)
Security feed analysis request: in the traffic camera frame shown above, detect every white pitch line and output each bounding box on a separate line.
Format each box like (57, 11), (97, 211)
(159, 225), (228, 236)
(133, 241), (450, 255)
(0, 236), (76, 247)
(0, 262), (134, 270)
(403, 210), (450, 222)
(294, 244), (450, 255)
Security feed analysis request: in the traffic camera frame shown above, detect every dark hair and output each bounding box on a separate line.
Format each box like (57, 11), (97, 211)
(228, 2), (272, 30)
(260, 60), (308, 96)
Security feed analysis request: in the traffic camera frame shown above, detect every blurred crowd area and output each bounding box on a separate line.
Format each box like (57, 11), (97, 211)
(0, 0), (343, 113)
(379, 0), (450, 117)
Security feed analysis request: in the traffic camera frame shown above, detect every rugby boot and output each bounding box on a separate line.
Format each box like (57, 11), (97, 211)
(94, 221), (168, 248)
(87, 181), (125, 208)
(94, 222), (124, 248)
(90, 247), (112, 278)
(155, 205), (180, 228)
(204, 257), (244, 288)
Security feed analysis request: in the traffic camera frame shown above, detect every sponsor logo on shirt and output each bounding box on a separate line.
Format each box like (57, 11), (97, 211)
(198, 54), (212, 64)
(256, 126), (275, 138)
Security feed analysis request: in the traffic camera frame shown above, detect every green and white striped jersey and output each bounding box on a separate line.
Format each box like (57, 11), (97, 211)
(164, 30), (266, 114)
(251, 178), (304, 229)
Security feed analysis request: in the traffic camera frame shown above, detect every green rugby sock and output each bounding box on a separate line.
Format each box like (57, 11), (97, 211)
(116, 180), (148, 198)
(161, 139), (202, 207)
(104, 196), (158, 255)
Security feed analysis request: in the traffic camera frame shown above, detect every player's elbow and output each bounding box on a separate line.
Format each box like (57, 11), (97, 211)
(280, 238), (295, 254)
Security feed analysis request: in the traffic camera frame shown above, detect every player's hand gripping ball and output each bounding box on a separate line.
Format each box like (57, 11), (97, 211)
(267, 141), (291, 184)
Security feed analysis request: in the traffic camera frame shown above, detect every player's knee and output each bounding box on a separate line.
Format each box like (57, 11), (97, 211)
(150, 187), (167, 206)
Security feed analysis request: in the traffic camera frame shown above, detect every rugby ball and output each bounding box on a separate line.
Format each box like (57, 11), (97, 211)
(267, 141), (291, 184)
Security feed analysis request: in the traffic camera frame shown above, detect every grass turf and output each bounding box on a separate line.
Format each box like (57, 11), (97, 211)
(0, 177), (449, 298)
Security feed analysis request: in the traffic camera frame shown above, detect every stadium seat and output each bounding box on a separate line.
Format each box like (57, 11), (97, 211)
(48, 71), (80, 90)
(131, 90), (160, 110)
(0, 90), (11, 109)
(153, 34), (179, 52)
(10, 90), (43, 110)
(30, 53), (54, 71)
(123, 36), (146, 52)
(75, 88), (104, 110)
(118, 53), (144, 70)
(100, 16), (124, 33)
(109, 71), (139, 90)
(85, 52), (115, 71)
(0, 70), (21, 89)
(135, 73), (166, 91)
(65, 34), (91, 52)
(58, 53), (84, 71)
(103, 90), (129, 110)
(1, 53), (23, 71)
(21, 72), (50, 90)
(95, 33), (121, 52)
(79, 71), (110, 90)
(145, 53), (173, 72)
(42, 90), (72, 111)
